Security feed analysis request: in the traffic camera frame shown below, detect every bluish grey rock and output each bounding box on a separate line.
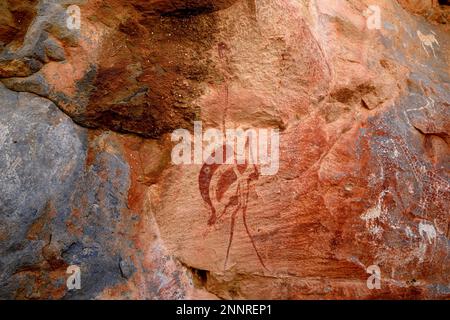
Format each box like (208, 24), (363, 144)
(0, 83), (87, 297)
(0, 85), (137, 299)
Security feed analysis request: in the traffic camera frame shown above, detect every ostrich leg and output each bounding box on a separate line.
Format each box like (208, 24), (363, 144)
(241, 180), (268, 271)
(224, 200), (241, 270)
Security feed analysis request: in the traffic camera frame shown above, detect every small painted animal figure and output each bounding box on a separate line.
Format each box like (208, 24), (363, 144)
(417, 30), (440, 57)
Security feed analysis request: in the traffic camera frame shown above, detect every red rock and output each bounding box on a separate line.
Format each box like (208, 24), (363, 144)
(0, 0), (448, 299)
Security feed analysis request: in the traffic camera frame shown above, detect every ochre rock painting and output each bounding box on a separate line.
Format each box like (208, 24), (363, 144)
(0, 0), (449, 299)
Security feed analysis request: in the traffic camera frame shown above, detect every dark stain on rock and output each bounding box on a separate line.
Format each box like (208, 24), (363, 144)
(0, 0), (38, 46)
(75, 8), (221, 138)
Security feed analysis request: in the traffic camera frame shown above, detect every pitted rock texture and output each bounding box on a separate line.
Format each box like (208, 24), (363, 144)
(0, 0), (449, 299)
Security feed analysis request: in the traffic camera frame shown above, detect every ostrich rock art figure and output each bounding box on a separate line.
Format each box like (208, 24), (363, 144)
(198, 144), (268, 271)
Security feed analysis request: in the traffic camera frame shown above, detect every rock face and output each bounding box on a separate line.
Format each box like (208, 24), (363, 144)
(0, 0), (449, 299)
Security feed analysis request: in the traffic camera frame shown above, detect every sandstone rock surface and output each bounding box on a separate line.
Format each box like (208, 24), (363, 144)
(0, 0), (449, 299)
